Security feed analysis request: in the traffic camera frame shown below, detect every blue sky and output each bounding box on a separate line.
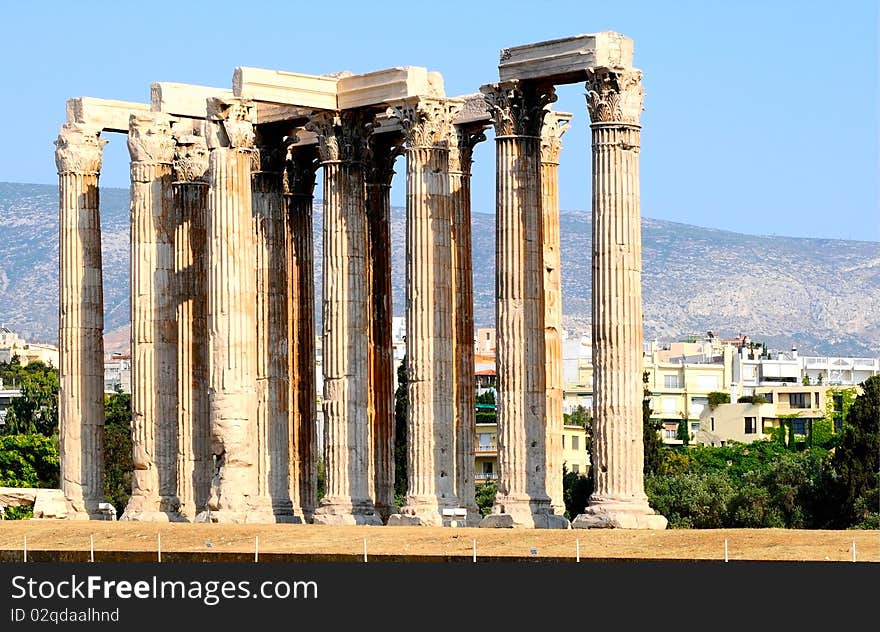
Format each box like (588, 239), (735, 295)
(0, 0), (876, 240)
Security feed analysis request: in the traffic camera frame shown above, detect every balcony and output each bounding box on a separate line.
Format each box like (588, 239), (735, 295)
(475, 442), (497, 455)
(475, 472), (498, 482)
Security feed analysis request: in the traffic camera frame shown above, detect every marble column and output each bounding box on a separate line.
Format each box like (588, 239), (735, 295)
(307, 111), (382, 525)
(170, 129), (211, 520)
(365, 133), (403, 521)
(55, 123), (107, 520)
(122, 112), (182, 522)
(572, 67), (667, 530)
(540, 111), (571, 517)
(479, 81), (568, 528)
(199, 97), (273, 523)
(386, 99), (459, 527)
(449, 123), (486, 525)
(253, 131), (297, 522)
(285, 144), (319, 522)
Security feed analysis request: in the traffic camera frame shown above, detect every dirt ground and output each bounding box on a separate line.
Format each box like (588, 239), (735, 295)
(0, 521), (877, 562)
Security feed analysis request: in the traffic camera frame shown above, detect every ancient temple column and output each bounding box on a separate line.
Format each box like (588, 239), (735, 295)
(364, 134), (402, 521)
(199, 97), (273, 523)
(449, 123), (486, 525)
(122, 112), (182, 522)
(55, 123), (107, 520)
(252, 131), (296, 522)
(540, 111), (571, 517)
(479, 81), (568, 528)
(572, 67), (667, 529)
(170, 129), (211, 520)
(387, 99), (459, 526)
(307, 111), (382, 525)
(285, 145), (319, 522)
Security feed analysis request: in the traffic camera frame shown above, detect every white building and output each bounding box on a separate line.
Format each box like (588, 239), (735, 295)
(800, 355), (880, 386)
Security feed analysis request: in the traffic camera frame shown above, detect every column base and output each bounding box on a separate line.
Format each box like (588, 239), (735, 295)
(65, 498), (116, 521)
(572, 500), (668, 530)
(387, 496), (466, 527)
(479, 496), (570, 529)
(192, 508), (279, 524)
(121, 495), (188, 522)
(311, 497), (383, 526)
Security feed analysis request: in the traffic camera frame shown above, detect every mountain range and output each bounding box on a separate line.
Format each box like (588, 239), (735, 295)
(1, 181), (878, 357)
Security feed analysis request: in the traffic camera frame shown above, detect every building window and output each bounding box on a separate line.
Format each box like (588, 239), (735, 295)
(763, 392), (773, 403)
(562, 435), (566, 449)
(482, 462), (493, 474)
(571, 436), (579, 451)
(571, 464), (580, 474)
(664, 375), (681, 389)
(814, 392), (820, 408)
(711, 417), (715, 432)
(790, 392), (809, 409)
(745, 417), (756, 434)
(793, 419), (807, 435)
(664, 428), (676, 439)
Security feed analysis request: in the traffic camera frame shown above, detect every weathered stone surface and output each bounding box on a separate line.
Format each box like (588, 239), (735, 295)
(151, 82), (233, 119)
(338, 67), (444, 109)
(55, 123), (106, 519)
(0, 488), (68, 519)
(572, 508), (668, 530)
(233, 67), (339, 110)
(66, 97), (151, 133)
(498, 31), (634, 84)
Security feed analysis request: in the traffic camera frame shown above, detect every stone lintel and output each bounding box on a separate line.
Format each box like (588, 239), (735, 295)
(151, 82), (233, 119)
(66, 97), (152, 133)
(452, 93), (491, 126)
(337, 67), (445, 110)
(233, 67), (339, 110)
(498, 31), (634, 84)
(255, 102), (312, 125)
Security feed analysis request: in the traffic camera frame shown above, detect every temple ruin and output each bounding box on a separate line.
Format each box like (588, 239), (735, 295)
(55, 32), (666, 529)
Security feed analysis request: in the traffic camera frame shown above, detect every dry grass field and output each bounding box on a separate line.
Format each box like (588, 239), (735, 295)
(0, 521), (877, 562)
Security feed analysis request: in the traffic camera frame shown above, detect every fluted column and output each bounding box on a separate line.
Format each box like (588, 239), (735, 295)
(573, 67), (666, 530)
(540, 111), (571, 517)
(122, 113), (182, 522)
(308, 111), (382, 525)
(479, 81), (568, 528)
(170, 131), (211, 520)
(449, 124), (486, 525)
(387, 99), (459, 527)
(285, 145), (319, 522)
(253, 132), (297, 522)
(199, 98), (273, 523)
(55, 123), (107, 520)
(365, 134), (403, 521)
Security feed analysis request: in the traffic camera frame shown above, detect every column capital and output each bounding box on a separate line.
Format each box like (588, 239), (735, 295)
(54, 123), (106, 175)
(584, 67), (643, 126)
(172, 133), (209, 183)
(305, 110), (373, 164)
(365, 133), (405, 186)
(448, 124), (487, 174)
(285, 144), (320, 196)
(387, 98), (457, 149)
(253, 128), (287, 174)
(540, 111), (572, 164)
(480, 80), (556, 138)
(127, 112), (174, 165)
(205, 97), (256, 150)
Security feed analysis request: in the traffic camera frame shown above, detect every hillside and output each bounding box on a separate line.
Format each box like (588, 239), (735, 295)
(1, 181), (878, 357)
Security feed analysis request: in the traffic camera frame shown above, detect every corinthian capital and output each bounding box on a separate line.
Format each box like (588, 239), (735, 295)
(173, 134), (209, 183)
(365, 133), (405, 186)
(540, 111), (572, 163)
(480, 81), (556, 138)
(387, 98), (457, 149)
(54, 123), (106, 174)
(205, 97), (256, 150)
(127, 113), (174, 164)
(305, 110), (374, 163)
(584, 67), (643, 125)
(448, 124), (487, 174)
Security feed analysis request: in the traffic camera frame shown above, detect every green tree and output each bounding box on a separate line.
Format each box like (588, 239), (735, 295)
(1, 362), (59, 437)
(707, 391), (730, 410)
(393, 354), (408, 499)
(802, 375), (811, 386)
(475, 390), (496, 405)
(676, 417), (690, 446)
(0, 434), (60, 520)
(103, 393), (132, 515)
(831, 375), (880, 529)
(475, 482), (496, 516)
(562, 463), (593, 520)
(642, 371), (663, 476)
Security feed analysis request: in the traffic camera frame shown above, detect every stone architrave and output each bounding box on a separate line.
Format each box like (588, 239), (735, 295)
(252, 130), (299, 523)
(171, 129), (211, 520)
(479, 81), (569, 529)
(449, 123), (487, 525)
(364, 132), (404, 521)
(55, 123), (107, 520)
(122, 112), (183, 522)
(386, 99), (460, 527)
(540, 111), (572, 517)
(198, 97), (273, 523)
(307, 110), (382, 525)
(285, 143), (320, 522)
(572, 68), (667, 530)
